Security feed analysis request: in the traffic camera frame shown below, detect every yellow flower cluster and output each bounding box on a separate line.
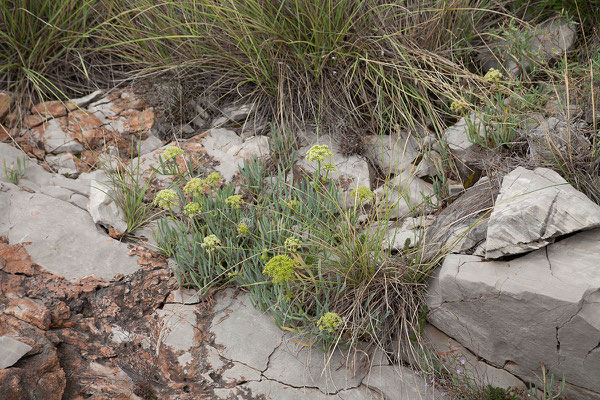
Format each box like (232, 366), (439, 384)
(162, 145), (184, 161)
(184, 178), (207, 195)
(225, 195), (244, 209)
(201, 234), (221, 253)
(284, 237), (301, 252)
(154, 189), (178, 210)
(317, 312), (342, 333)
(306, 144), (333, 163)
(184, 202), (201, 217)
(350, 186), (375, 204)
(263, 255), (297, 284)
(237, 222), (249, 236)
(484, 68), (503, 84)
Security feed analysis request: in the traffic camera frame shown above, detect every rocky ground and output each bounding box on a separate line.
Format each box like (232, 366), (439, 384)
(1, 68), (600, 400)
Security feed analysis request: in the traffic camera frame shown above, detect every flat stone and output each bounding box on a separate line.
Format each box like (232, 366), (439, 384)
(139, 134), (163, 156)
(297, 135), (371, 208)
(363, 365), (442, 399)
(0, 336), (32, 369)
(214, 379), (335, 400)
(237, 135), (270, 159)
(444, 114), (480, 157)
(423, 324), (524, 389)
(156, 303), (199, 368)
(427, 229), (600, 395)
(87, 170), (128, 233)
(200, 128), (244, 182)
(39, 185), (73, 202)
(363, 133), (419, 176)
(32, 119), (84, 154)
(485, 167), (600, 258)
(0, 183), (139, 281)
(374, 171), (436, 219)
(45, 153), (79, 177)
(210, 290), (284, 371)
(221, 362), (262, 386)
(4, 297), (51, 330)
(263, 337), (366, 394)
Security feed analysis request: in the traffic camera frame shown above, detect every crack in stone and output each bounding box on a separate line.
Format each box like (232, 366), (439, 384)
(585, 341), (600, 359)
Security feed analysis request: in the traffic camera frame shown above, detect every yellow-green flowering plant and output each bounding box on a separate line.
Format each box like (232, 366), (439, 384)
(153, 189), (178, 210)
(184, 202), (201, 217)
(350, 186), (375, 205)
(284, 237), (301, 252)
(162, 145), (184, 161)
(201, 234), (221, 253)
(237, 222), (249, 236)
(317, 312), (342, 333)
(225, 194), (244, 209)
(184, 177), (208, 195)
(263, 255), (297, 284)
(306, 144), (333, 163)
(206, 172), (222, 187)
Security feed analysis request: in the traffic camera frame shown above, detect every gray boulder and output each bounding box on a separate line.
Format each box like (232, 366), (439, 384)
(428, 228), (600, 398)
(0, 181), (138, 281)
(486, 167), (600, 258)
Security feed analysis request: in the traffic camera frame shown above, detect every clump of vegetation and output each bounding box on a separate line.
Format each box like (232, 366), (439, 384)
(3, 156), (28, 185)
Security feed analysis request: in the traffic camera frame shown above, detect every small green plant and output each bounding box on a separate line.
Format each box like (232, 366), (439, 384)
(526, 365), (566, 400)
(482, 385), (519, 400)
(97, 139), (160, 234)
(3, 157), (29, 185)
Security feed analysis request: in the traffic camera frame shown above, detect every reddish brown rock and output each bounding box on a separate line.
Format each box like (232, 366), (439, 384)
(30, 100), (77, 119)
(5, 297), (51, 330)
(0, 91), (12, 121)
(4, 112), (21, 128)
(24, 113), (46, 128)
(0, 243), (35, 276)
(123, 108), (154, 137)
(0, 315), (66, 400)
(61, 110), (107, 149)
(0, 123), (10, 142)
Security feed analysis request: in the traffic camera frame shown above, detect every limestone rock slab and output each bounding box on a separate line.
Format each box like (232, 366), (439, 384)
(210, 289), (284, 371)
(486, 167), (600, 258)
(0, 336), (32, 369)
(363, 133), (419, 176)
(0, 182), (139, 281)
(428, 228), (600, 395)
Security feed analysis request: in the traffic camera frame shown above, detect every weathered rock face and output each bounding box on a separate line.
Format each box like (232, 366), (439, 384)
(478, 17), (577, 77)
(427, 228), (600, 398)
(362, 132), (420, 176)
(374, 171), (436, 219)
(87, 170), (128, 233)
(485, 167), (600, 258)
(0, 181), (138, 281)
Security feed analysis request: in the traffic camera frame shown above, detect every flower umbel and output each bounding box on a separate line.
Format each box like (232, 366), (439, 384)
(263, 255), (297, 284)
(184, 202), (201, 217)
(317, 312), (342, 333)
(450, 99), (469, 114)
(350, 186), (375, 204)
(237, 222), (249, 236)
(206, 172), (222, 187)
(153, 189), (178, 210)
(323, 162), (336, 172)
(484, 68), (503, 84)
(306, 145), (333, 163)
(201, 234), (221, 253)
(284, 237), (301, 252)
(162, 146), (184, 161)
(225, 195), (244, 209)
(184, 178), (207, 195)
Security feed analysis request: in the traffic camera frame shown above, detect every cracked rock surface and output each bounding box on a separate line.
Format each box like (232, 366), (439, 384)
(427, 228), (600, 398)
(485, 167), (600, 258)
